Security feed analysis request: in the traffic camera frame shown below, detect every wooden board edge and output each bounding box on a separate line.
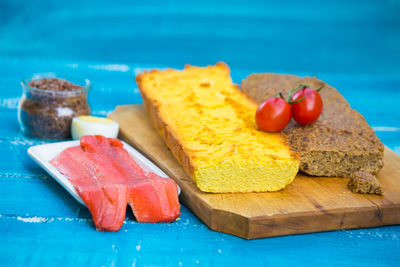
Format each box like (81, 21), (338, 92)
(246, 206), (392, 239)
(188, 203), (400, 240)
(376, 203), (400, 225)
(209, 209), (250, 239)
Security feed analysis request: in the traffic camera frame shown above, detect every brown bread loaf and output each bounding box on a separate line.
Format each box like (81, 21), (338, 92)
(242, 73), (384, 177)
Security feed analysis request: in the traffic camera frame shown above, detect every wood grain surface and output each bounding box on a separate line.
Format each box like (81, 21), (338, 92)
(109, 104), (400, 239)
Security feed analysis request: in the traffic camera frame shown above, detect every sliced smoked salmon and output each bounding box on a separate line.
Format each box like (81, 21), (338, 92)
(50, 135), (180, 231)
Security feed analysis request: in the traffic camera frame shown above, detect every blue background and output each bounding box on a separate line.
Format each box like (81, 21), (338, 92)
(0, 0), (399, 266)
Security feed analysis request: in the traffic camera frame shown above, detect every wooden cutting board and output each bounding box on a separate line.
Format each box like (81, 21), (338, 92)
(109, 105), (400, 239)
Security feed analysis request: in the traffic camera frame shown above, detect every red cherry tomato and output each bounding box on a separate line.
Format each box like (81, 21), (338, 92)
(291, 87), (323, 125)
(255, 97), (292, 132)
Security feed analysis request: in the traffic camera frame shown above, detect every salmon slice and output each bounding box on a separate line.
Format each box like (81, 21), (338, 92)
(79, 184), (127, 231)
(50, 146), (127, 231)
(80, 135), (145, 181)
(80, 136), (180, 223)
(50, 135), (181, 231)
(127, 173), (181, 223)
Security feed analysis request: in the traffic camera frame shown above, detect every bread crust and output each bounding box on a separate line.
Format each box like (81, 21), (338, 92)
(136, 65), (205, 179)
(143, 91), (196, 177)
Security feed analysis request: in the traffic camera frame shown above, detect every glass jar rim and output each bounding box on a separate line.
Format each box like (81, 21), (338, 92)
(21, 73), (91, 96)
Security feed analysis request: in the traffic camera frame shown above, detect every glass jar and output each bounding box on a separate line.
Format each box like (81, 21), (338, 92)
(18, 73), (91, 139)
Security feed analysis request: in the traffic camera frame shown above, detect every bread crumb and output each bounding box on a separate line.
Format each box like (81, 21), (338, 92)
(347, 171), (383, 195)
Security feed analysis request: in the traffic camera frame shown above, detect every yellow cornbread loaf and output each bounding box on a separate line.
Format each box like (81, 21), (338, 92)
(136, 63), (300, 193)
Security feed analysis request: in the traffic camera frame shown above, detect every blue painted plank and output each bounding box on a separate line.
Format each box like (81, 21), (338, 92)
(0, 214), (399, 266)
(1, 56), (400, 127)
(1, 1), (400, 74)
(0, 214), (400, 266)
(0, 175), (86, 218)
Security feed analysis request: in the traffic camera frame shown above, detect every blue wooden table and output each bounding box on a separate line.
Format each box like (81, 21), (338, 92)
(1, 0), (400, 266)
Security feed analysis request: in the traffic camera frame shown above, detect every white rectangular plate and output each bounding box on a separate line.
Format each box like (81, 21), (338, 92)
(28, 139), (180, 206)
